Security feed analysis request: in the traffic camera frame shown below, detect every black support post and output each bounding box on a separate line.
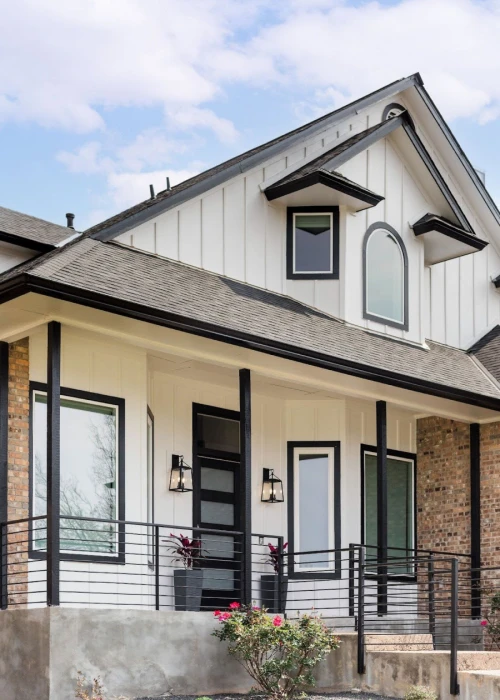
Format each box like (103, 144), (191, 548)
(239, 368), (252, 605)
(450, 558), (460, 696)
(0, 342), (8, 610)
(376, 400), (388, 616)
(46, 322), (61, 607)
(470, 423), (481, 619)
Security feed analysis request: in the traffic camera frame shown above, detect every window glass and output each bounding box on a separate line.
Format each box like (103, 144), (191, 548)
(197, 414), (239, 454)
(364, 453), (414, 573)
(295, 449), (334, 569)
(33, 392), (119, 554)
(366, 228), (405, 324)
(294, 213), (332, 274)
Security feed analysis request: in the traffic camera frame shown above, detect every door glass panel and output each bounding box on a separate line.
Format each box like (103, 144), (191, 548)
(197, 414), (239, 453)
(202, 533), (235, 560)
(203, 569), (234, 591)
(201, 466), (234, 493)
(201, 500), (234, 526)
(298, 453), (329, 568)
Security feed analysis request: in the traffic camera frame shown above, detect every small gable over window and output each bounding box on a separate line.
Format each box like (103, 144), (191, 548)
(363, 222), (408, 330)
(286, 207), (339, 280)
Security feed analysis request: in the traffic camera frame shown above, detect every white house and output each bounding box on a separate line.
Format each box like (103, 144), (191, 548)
(1, 72), (500, 698)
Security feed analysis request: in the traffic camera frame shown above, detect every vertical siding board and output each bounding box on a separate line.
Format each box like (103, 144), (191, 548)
(445, 259), (460, 347)
(459, 255), (474, 346)
(223, 179), (246, 280)
(265, 203), (285, 293)
(155, 210), (179, 261)
(430, 264), (446, 344)
(245, 169), (266, 287)
(179, 200), (202, 267)
(201, 189), (224, 273)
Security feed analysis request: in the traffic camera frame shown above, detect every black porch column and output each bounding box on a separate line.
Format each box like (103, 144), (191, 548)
(376, 400), (388, 615)
(0, 342), (8, 609)
(470, 423), (481, 618)
(46, 322), (61, 606)
(239, 368), (252, 605)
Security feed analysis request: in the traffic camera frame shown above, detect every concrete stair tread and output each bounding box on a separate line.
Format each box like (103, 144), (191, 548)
(365, 633), (433, 651)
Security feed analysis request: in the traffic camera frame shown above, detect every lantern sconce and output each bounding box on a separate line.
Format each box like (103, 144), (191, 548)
(169, 455), (193, 492)
(261, 468), (284, 503)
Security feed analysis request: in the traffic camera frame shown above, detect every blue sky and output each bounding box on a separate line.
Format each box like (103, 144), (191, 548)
(1, 0), (500, 230)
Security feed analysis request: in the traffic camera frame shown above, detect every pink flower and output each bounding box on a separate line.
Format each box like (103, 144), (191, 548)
(481, 619), (488, 627)
(252, 606), (261, 611)
(273, 615), (283, 627)
(213, 610), (221, 618)
(229, 601), (241, 610)
(219, 612), (232, 621)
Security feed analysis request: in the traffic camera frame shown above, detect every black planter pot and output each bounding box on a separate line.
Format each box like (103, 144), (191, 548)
(260, 574), (288, 614)
(173, 568), (203, 611)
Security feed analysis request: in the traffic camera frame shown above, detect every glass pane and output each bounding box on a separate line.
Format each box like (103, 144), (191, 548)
(366, 229), (404, 323)
(202, 533), (235, 560)
(201, 466), (234, 493)
(294, 214), (332, 273)
(33, 392), (118, 554)
(298, 453), (330, 568)
(200, 500), (234, 526)
(365, 454), (414, 573)
(197, 414), (239, 453)
(202, 569), (234, 590)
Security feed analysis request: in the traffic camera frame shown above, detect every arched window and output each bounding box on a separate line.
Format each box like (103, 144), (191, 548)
(363, 222), (408, 330)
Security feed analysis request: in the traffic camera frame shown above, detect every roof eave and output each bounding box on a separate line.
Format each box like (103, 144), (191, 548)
(264, 171), (384, 208)
(0, 230), (55, 253)
(3, 271), (500, 412)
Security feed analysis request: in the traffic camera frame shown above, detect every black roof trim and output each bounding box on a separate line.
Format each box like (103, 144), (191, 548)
(2, 268), (500, 412)
(264, 169), (384, 207)
(492, 275), (500, 289)
(87, 75), (422, 242)
(415, 83), (500, 228)
(0, 230), (55, 253)
(413, 213), (487, 250)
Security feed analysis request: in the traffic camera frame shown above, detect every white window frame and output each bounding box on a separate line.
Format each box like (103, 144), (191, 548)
(32, 388), (121, 558)
(292, 212), (334, 275)
(293, 446), (336, 572)
(365, 229), (405, 324)
(363, 449), (416, 566)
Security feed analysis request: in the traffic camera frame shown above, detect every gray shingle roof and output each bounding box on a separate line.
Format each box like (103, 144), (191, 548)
(5, 237), (500, 406)
(0, 206), (73, 249)
(469, 326), (500, 382)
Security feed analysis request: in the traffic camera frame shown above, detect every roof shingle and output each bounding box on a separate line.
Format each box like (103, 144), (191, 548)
(0, 206), (73, 248)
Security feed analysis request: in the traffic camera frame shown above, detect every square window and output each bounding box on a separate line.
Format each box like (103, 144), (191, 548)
(287, 207), (339, 280)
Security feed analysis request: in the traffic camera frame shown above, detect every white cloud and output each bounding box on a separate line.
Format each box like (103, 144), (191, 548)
(166, 107), (239, 144)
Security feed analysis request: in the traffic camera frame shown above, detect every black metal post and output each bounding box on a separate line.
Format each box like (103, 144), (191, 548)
(47, 322), (61, 607)
(376, 400), (388, 616)
(239, 369), (252, 605)
(0, 342), (8, 610)
(277, 536), (284, 614)
(428, 555), (435, 645)
(450, 558), (459, 696)
(155, 525), (160, 611)
(470, 423), (481, 619)
(357, 546), (365, 675)
(349, 543), (355, 618)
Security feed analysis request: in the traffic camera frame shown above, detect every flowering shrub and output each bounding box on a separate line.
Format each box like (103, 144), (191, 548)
(265, 542), (288, 574)
(212, 603), (339, 700)
(404, 686), (437, 700)
(164, 532), (202, 569)
(481, 589), (500, 650)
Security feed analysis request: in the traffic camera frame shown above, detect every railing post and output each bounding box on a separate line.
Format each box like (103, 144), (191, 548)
(450, 558), (460, 696)
(46, 321), (61, 607)
(428, 555), (435, 646)
(155, 525), (160, 611)
(277, 536), (284, 614)
(357, 546), (365, 675)
(349, 543), (355, 618)
(0, 522), (7, 610)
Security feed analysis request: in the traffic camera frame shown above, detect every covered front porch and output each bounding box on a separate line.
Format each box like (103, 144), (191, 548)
(0, 295), (499, 694)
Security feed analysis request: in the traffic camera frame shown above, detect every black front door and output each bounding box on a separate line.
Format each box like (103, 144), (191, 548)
(193, 404), (241, 609)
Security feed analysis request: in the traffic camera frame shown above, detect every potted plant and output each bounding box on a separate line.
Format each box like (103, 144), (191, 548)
(261, 541), (288, 613)
(165, 532), (204, 611)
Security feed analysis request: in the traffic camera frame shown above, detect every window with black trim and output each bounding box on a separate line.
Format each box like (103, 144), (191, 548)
(362, 445), (415, 575)
(286, 206), (339, 280)
(31, 383), (125, 560)
(363, 222), (408, 330)
(287, 441), (341, 579)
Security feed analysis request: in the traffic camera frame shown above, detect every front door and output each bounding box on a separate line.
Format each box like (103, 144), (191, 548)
(193, 404), (241, 609)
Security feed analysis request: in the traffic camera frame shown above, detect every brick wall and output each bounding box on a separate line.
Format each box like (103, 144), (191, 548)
(416, 416), (471, 556)
(479, 421), (500, 569)
(7, 338), (30, 606)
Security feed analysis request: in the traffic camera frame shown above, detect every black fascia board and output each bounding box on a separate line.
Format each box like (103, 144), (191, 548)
(0, 230), (55, 253)
(3, 272), (500, 412)
(415, 83), (500, 228)
(265, 170), (384, 207)
(90, 75), (422, 242)
(493, 275), (500, 289)
(413, 215), (488, 251)
(401, 122), (473, 232)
